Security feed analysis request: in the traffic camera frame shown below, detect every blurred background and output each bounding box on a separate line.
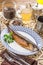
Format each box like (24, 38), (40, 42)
(0, 0), (36, 11)
(0, 0), (36, 3)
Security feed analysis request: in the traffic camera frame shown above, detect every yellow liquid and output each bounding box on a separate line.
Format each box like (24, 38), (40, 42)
(37, 0), (43, 4)
(21, 13), (32, 21)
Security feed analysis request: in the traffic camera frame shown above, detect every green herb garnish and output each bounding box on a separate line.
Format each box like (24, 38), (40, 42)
(4, 32), (14, 43)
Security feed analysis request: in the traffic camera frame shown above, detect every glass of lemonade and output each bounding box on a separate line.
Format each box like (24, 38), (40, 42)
(21, 8), (32, 22)
(21, 3), (32, 23)
(16, 2), (32, 24)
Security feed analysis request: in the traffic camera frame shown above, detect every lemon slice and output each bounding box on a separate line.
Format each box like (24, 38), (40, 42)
(37, 0), (43, 4)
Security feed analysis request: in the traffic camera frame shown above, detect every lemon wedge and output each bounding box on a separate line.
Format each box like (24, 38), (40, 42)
(37, 0), (43, 4)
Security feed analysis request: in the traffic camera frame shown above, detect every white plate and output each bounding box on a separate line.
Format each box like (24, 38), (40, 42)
(1, 25), (43, 55)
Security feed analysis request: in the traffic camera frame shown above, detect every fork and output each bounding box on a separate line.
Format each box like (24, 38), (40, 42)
(8, 50), (30, 65)
(2, 49), (30, 65)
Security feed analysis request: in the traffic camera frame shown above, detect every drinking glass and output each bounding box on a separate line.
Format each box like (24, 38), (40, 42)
(16, 2), (32, 24)
(2, 0), (16, 20)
